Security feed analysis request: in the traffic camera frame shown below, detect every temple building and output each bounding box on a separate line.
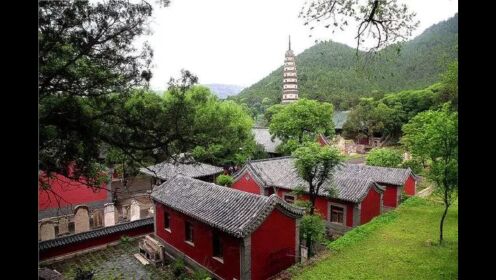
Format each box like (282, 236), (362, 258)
(281, 36), (299, 104)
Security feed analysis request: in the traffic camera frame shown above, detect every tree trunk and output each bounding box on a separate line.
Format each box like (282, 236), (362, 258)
(309, 195), (316, 215)
(439, 186), (450, 245)
(439, 203), (449, 244)
(306, 236), (313, 257)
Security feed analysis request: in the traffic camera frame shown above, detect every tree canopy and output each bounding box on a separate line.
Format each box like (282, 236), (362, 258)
(292, 142), (343, 257)
(366, 148), (403, 168)
(39, 0), (159, 184)
(269, 99), (335, 154)
(300, 0), (419, 52)
(401, 104), (458, 244)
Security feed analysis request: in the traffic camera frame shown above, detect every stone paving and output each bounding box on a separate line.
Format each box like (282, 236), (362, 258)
(42, 239), (176, 280)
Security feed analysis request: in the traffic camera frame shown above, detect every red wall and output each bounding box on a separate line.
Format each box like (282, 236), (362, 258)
(404, 175), (416, 196)
(357, 137), (369, 145)
(329, 198), (355, 228)
(39, 223), (153, 260)
(251, 209), (296, 280)
(383, 185), (398, 208)
(232, 171), (262, 195)
(317, 134), (328, 146)
(360, 187), (381, 225)
(277, 189), (354, 227)
(155, 203), (241, 280)
(38, 172), (108, 210)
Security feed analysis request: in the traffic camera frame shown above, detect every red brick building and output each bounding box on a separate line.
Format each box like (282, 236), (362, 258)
(38, 170), (111, 220)
(339, 164), (418, 209)
(231, 157), (386, 235)
(151, 176), (304, 280)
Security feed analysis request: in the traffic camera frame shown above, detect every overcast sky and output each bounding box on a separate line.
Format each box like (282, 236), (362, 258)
(145, 0), (458, 90)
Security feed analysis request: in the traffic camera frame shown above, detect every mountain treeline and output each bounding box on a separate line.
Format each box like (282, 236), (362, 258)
(231, 14), (458, 114)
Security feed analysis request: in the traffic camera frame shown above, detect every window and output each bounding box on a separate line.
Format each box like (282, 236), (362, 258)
(283, 194), (296, 204)
(185, 221), (194, 244)
(330, 205), (344, 224)
(164, 211), (170, 230)
(212, 231), (223, 260)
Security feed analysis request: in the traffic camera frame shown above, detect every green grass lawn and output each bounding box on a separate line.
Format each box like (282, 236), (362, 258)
(290, 197), (458, 280)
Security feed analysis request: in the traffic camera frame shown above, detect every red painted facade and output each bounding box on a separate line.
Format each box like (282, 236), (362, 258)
(155, 203), (241, 280)
(231, 171), (262, 195)
(383, 185), (398, 208)
(360, 187), (381, 224)
(403, 175), (416, 196)
(39, 223), (153, 260)
(38, 172), (109, 211)
(326, 199), (355, 227)
(251, 209), (296, 280)
(317, 134), (329, 146)
(277, 188), (355, 227)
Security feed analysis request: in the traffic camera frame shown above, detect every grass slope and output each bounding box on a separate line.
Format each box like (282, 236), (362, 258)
(291, 197), (458, 280)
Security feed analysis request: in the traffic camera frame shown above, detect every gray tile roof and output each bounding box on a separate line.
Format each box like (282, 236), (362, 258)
(140, 159), (223, 181)
(252, 127), (282, 153)
(39, 218), (153, 251)
(333, 111), (350, 130)
(338, 164), (414, 186)
(151, 176), (304, 238)
(234, 157), (414, 203)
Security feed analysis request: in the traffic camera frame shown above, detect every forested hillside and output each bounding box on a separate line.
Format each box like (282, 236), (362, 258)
(232, 14), (458, 112)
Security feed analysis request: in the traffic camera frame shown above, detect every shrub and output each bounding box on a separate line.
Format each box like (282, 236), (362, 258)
(172, 257), (186, 278)
(400, 190), (411, 203)
(216, 174), (234, 187)
(300, 214), (326, 244)
(74, 268), (94, 280)
(401, 158), (423, 174)
(366, 148), (403, 168)
(120, 235), (132, 244)
(191, 268), (211, 280)
(294, 200), (312, 212)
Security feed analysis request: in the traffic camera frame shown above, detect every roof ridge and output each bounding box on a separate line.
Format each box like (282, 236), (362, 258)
(248, 156), (293, 163)
(168, 175), (270, 200)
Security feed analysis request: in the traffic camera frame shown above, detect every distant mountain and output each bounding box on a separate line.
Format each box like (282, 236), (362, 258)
(203, 84), (245, 99)
(233, 14), (458, 111)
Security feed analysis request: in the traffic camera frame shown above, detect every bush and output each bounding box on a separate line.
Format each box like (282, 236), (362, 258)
(300, 214), (326, 244)
(191, 268), (211, 280)
(294, 200), (312, 212)
(400, 190), (411, 203)
(172, 257), (186, 278)
(120, 235), (132, 244)
(366, 148), (403, 168)
(216, 174), (234, 187)
(401, 158), (423, 174)
(74, 268), (94, 280)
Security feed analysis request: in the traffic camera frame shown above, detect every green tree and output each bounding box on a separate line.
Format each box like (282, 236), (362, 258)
(299, 214), (326, 257)
(292, 142), (343, 257)
(189, 93), (255, 166)
(269, 99), (335, 154)
(300, 0), (419, 52)
(39, 0), (165, 186)
(401, 104), (458, 244)
(216, 174), (234, 187)
(439, 60), (458, 109)
(366, 148), (403, 168)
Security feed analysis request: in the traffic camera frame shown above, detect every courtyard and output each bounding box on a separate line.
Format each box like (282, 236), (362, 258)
(41, 238), (176, 280)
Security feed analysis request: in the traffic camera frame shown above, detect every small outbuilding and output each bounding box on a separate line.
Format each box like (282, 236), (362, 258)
(231, 157), (385, 235)
(151, 176), (304, 280)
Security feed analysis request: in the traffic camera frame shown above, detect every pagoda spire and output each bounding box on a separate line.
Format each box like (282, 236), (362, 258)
(281, 36), (299, 104)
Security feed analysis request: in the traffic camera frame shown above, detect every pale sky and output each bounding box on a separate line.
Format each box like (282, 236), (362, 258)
(145, 0), (458, 90)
